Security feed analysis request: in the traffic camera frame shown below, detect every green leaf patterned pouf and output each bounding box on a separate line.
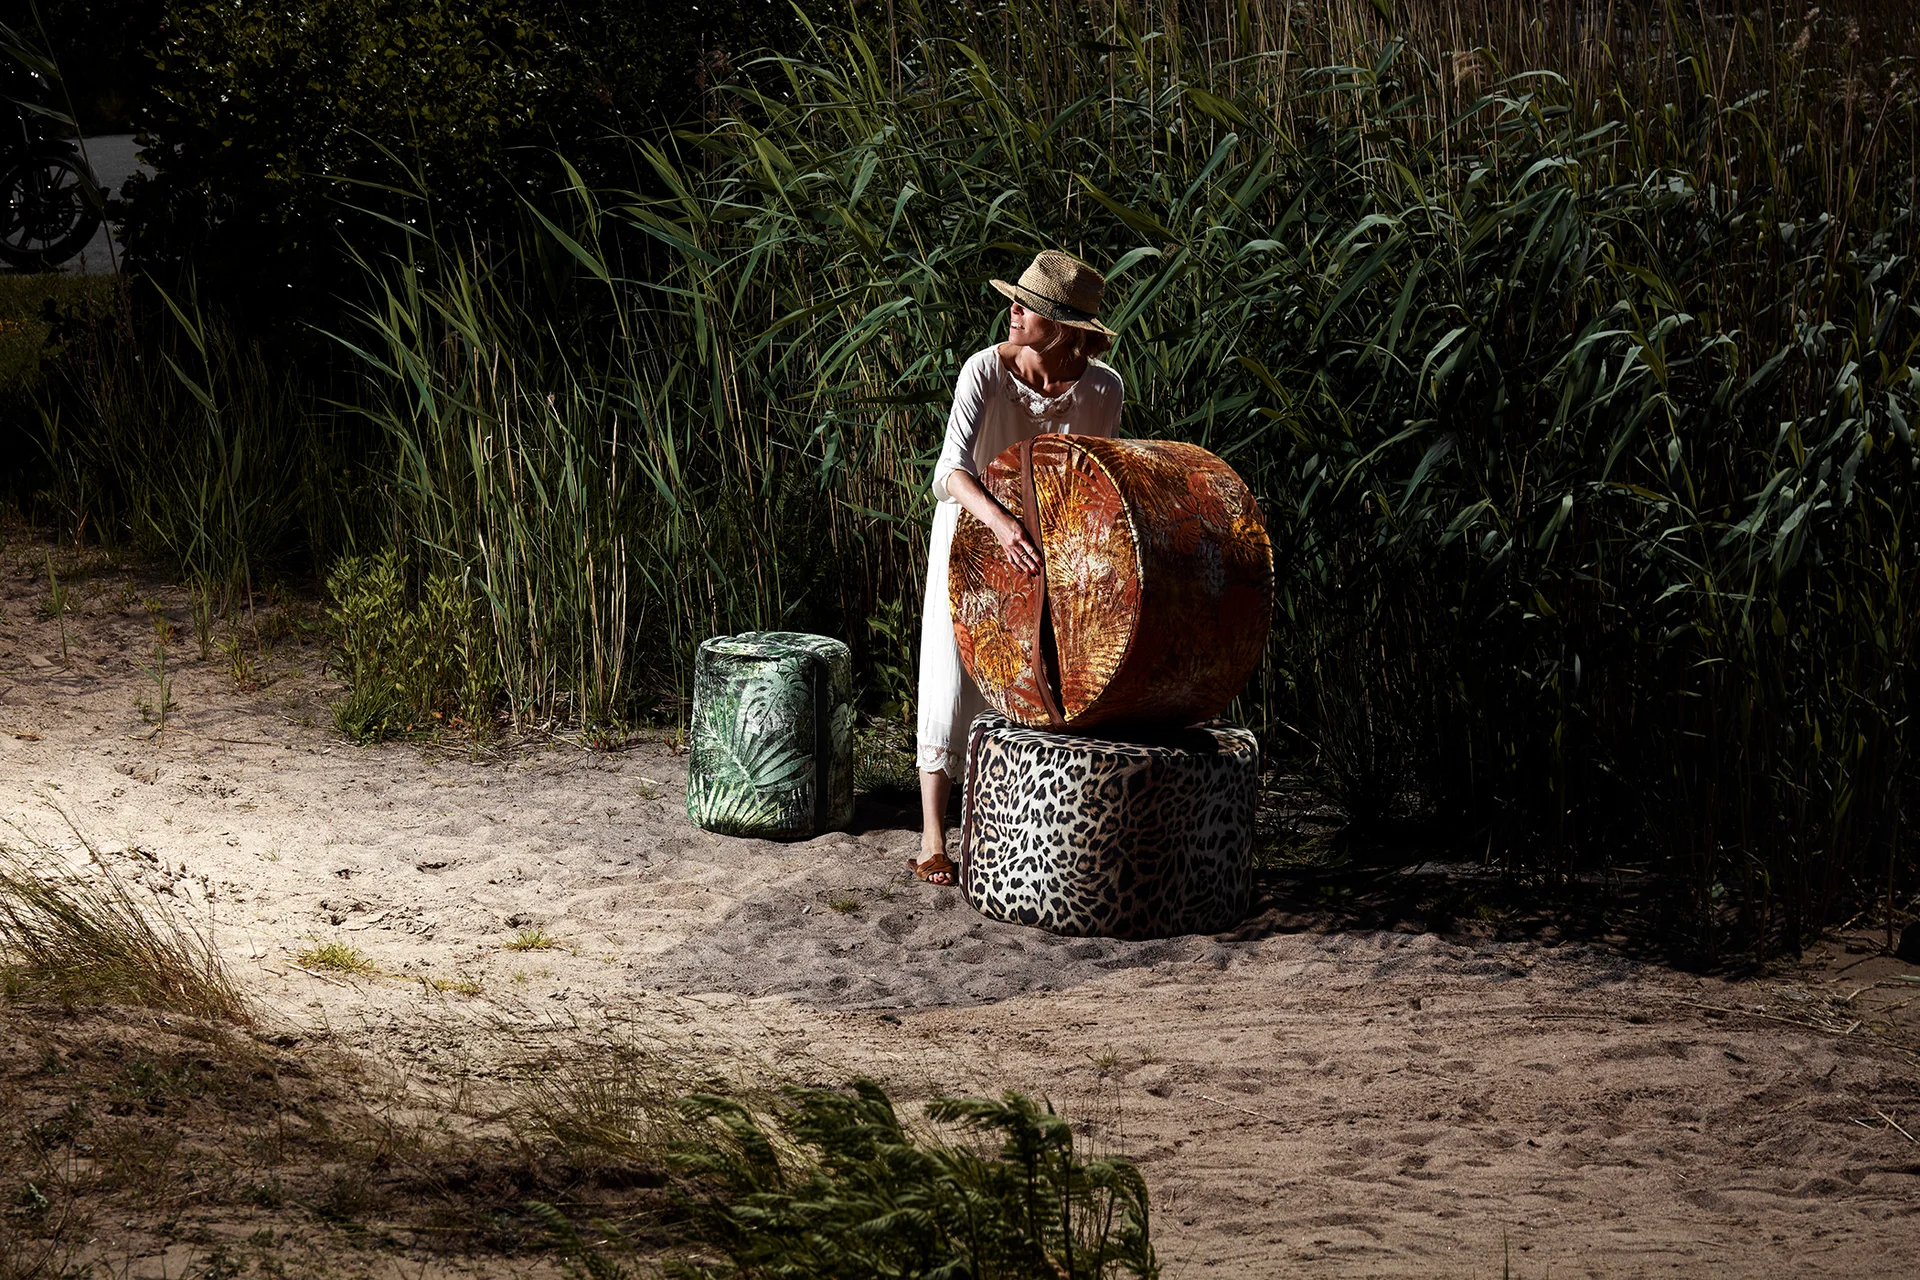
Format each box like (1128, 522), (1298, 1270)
(686, 632), (855, 839)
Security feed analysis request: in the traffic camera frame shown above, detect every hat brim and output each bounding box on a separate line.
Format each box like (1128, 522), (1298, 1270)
(990, 278), (1117, 337)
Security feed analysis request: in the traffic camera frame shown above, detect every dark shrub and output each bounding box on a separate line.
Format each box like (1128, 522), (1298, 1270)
(119, 0), (831, 324)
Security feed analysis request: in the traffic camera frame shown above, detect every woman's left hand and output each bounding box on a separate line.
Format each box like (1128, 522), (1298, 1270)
(948, 469), (1041, 576)
(992, 511), (1041, 576)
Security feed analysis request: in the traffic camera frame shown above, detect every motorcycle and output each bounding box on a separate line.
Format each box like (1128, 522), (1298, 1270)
(0, 58), (102, 270)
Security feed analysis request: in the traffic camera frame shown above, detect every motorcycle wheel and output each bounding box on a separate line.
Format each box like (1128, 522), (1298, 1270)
(0, 144), (105, 270)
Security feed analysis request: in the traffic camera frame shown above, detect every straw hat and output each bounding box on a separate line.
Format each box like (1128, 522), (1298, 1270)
(990, 250), (1117, 336)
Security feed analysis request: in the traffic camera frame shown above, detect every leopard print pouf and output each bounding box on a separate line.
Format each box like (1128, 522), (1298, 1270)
(957, 712), (1257, 939)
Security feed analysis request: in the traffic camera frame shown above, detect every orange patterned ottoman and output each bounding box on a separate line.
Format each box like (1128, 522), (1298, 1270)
(948, 437), (1272, 731)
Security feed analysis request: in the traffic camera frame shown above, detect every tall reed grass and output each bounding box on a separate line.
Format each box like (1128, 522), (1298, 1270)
(25, 0), (1920, 953)
(27, 279), (351, 602)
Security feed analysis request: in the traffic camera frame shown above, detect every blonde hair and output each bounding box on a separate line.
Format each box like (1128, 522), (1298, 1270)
(1045, 324), (1113, 363)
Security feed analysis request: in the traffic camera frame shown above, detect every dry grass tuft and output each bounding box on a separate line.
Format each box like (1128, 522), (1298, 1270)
(506, 1042), (738, 1172)
(505, 927), (558, 952)
(0, 844), (253, 1026)
(0, 1000), (595, 1276)
(294, 940), (377, 976)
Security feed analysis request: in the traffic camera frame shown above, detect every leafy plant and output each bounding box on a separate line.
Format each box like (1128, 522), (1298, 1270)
(660, 1080), (1156, 1280)
(220, 626), (259, 690)
(35, 0), (157, 134)
(119, 0), (838, 327)
(853, 720), (918, 796)
(24, 278), (314, 599)
(187, 572), (217, 661)
(37, 553), (70, 667)
(133, 604), (173, 740)
(865, 599), (914, 724)
(510, 1043), (722, 1177)
(326, 550), (495, 742)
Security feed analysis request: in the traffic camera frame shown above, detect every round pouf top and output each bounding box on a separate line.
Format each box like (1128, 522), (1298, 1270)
(686, 631), (855, 839)
(958, 712), (1257, 939)
(949, 435), (1273, 731)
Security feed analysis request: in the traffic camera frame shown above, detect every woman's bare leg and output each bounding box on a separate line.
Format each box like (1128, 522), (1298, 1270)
(917, 768), (954, 884)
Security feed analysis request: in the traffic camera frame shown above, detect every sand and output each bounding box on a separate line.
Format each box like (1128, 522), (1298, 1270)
(2, 544), (1918, 1277)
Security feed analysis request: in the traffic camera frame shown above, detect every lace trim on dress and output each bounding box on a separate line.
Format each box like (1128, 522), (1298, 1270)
(917, 743), (954, 775)
(999, 364), (1080, 421)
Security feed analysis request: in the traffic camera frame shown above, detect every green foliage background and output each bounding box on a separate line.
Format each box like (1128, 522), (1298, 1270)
(120, 0), (836, 320)
(36, 0), (160, 133)
(14, 0), (1920, 957)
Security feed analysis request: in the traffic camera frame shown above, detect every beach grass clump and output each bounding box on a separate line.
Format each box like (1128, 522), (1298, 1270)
(295, 941), (377, 977)
(524, 1075), (1156, 1278)
(509, 1044), (719, 1178)
(0, 845), (254, 1025)
(505, 927), (559, 952)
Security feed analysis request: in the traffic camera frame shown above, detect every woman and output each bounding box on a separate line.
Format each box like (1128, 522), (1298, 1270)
(911, 251), (1124, 884)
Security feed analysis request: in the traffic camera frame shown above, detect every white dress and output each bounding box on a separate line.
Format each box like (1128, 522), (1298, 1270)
(917, 345), (1125, 779)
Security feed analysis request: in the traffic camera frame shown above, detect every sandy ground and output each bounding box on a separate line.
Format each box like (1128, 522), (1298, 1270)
(2, 545), (1918, 1277)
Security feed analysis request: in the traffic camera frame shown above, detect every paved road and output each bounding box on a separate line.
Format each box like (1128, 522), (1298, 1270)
(70, 132), (145, 274)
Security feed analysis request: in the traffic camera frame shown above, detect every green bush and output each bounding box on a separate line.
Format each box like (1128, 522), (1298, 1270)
(326, 550), (495, 741)
(659, 1081), (1155, 1279)
(38, 0), (159, 133)
(0, 275), (114, 398)
(125, 0), (579, 317)
(121, 0), (834, 324)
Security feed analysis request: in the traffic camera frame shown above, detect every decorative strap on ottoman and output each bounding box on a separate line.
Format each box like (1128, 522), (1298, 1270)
(687, 631), (855, 838)
(958, 712), (1257, 939)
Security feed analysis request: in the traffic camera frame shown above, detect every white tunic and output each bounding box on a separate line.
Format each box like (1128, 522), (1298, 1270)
(917, 345), (1125, 778)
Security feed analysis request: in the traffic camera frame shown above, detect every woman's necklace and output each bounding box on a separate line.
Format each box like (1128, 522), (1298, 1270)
(1003, 348), (1088, 399)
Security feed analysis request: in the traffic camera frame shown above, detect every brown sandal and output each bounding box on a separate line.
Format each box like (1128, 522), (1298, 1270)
(909, 853), (957, 885)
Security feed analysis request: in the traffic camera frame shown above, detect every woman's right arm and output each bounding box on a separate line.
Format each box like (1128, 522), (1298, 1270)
(932, 352), (1039, 576)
